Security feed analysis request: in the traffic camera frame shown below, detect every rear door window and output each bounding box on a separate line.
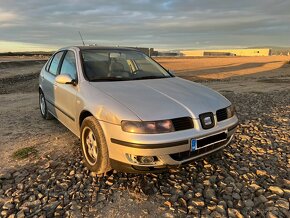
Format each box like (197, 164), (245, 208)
(45, 56), (53, 71)
(49, 51), (64, 75)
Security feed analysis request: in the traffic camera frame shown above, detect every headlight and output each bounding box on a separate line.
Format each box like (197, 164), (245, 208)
(121, 120), (174, 134)
(226, 105), (236, 118)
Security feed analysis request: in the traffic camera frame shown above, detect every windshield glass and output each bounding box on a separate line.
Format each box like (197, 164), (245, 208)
(81, 50), (171, 81)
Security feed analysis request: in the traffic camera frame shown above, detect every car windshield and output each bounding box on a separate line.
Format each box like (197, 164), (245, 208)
(81, 49), (172, 81)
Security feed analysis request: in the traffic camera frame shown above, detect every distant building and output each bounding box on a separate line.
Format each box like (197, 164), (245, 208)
(129, 47), (156, 56)
(181, 48), (271, 57)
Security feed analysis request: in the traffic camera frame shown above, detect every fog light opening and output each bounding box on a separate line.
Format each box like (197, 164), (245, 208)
(126, 154), (158, 165)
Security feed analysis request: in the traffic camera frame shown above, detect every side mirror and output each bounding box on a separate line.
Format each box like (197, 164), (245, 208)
(168, 69), (176, 76)
(55, 74), (76, 85)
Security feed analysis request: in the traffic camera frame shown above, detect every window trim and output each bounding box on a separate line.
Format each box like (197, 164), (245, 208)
(45, 56), (53, 72)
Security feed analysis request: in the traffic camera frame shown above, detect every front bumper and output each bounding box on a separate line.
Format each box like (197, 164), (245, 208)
(100, 115), (238, 173)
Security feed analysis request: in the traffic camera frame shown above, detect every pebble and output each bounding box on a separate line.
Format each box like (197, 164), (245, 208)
(244, 199), (254, 208)
(275, 199), (289, 210)
(204, 188), (216, 200)
(268, 186), (284, 196)
(228, 208), (243, 218)
(191, 198), (205, 208)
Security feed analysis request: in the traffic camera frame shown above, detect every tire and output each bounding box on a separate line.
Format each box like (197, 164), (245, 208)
(80, 116), (111, 174)
(39, 90), (53, 120)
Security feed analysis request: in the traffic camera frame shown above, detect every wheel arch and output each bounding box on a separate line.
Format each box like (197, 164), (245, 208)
(79, 110), (94, 127)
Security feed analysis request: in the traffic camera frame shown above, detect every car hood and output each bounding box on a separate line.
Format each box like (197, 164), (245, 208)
(90, 77), (230, 121)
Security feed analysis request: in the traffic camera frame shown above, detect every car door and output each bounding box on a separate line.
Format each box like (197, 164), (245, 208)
(42, 51), (65, 114)
(54, 50), (78, 134)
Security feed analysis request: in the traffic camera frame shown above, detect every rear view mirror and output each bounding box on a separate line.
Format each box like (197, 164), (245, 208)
(55, 74), (75, 85)
(109, 53), (121, 58)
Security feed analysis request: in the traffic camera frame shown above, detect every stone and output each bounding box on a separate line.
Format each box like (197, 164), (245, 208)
(181, 184), (189, 192)
(256, 170), (267, 176)
(227, 208), (243, 218)
(249, 183), (261, 192)
(283, 189), (290, 198)
(240, 135), (250, 141)
(69, 170), (75, 176)
(216, 204), (226, 214)
(3, 202), (14, 210)
(268, 186), (284, 196)
(224, 186), (233, 194)
(105, 180), (113, 186)
(204, 188), (216, 200)
(164, 201), (172, 207)
(244, 199), (254, 207)
(232, 193), (241, 200)
(0, 173), (12, 180)
(266, 211), (278, 218)
(191, 198), (205, 208)
(163, 212), (174, 218)
(210, 211), (222, 217)
(75, 173), (83, 180)
(1, 210), (8, 217)
(179, 198), (187, 208)
(255, 195), (267, 205)
(17, 183), (24, 190)
(275, 199), (289, 210)
(16, 210), (25, 218)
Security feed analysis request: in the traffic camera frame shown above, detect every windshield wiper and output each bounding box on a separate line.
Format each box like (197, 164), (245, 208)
(90, 77), (130, 82)
(133, 76), (168, 80)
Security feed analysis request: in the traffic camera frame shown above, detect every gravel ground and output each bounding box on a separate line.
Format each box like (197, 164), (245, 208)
(0, 89), (289, 217)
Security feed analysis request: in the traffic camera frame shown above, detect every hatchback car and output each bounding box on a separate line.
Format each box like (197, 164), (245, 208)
(39, 46), (238, 174)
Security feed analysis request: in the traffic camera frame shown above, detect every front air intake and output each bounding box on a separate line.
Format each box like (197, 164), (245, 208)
(171, 117), (194, 131)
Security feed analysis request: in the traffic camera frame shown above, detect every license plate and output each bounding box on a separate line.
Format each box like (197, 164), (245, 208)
(191, 139), (197, 151)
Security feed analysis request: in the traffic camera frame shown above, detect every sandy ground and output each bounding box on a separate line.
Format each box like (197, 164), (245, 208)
(157, 56), (290, 94)
(0, 56), (289, 173)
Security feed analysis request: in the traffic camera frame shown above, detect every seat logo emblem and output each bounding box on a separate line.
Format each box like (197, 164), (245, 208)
(204, 117), (212, 126)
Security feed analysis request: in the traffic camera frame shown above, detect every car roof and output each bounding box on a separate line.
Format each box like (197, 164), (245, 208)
(66, 46), (139, 51)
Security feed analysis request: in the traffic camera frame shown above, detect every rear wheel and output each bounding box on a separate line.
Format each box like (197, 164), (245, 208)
(39, 90), (53, 120)
(80, 116), (111, 174)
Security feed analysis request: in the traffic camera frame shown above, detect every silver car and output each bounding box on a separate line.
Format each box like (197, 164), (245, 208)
(39, 46), (238, 174)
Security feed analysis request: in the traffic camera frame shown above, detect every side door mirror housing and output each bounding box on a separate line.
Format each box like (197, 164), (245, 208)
(55, 74), (76, 85)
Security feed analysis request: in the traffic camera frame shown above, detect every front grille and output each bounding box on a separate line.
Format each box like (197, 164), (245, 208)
(170, 137), (230, 161)
(216, 108), (228, 122)
(171, 117), (194, 131)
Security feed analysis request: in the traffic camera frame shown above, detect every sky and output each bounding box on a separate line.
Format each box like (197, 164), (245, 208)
(0, 0), (289, 52)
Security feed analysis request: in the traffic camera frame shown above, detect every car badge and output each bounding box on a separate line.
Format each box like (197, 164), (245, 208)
(204, 117), (212, 126)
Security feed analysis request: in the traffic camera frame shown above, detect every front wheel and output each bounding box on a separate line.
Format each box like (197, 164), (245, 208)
(39, 91), (53, 120)
(80, 116), (111, 174)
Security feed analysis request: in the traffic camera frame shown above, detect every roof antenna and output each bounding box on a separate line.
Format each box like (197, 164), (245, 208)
(78, 31), (85, 46)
